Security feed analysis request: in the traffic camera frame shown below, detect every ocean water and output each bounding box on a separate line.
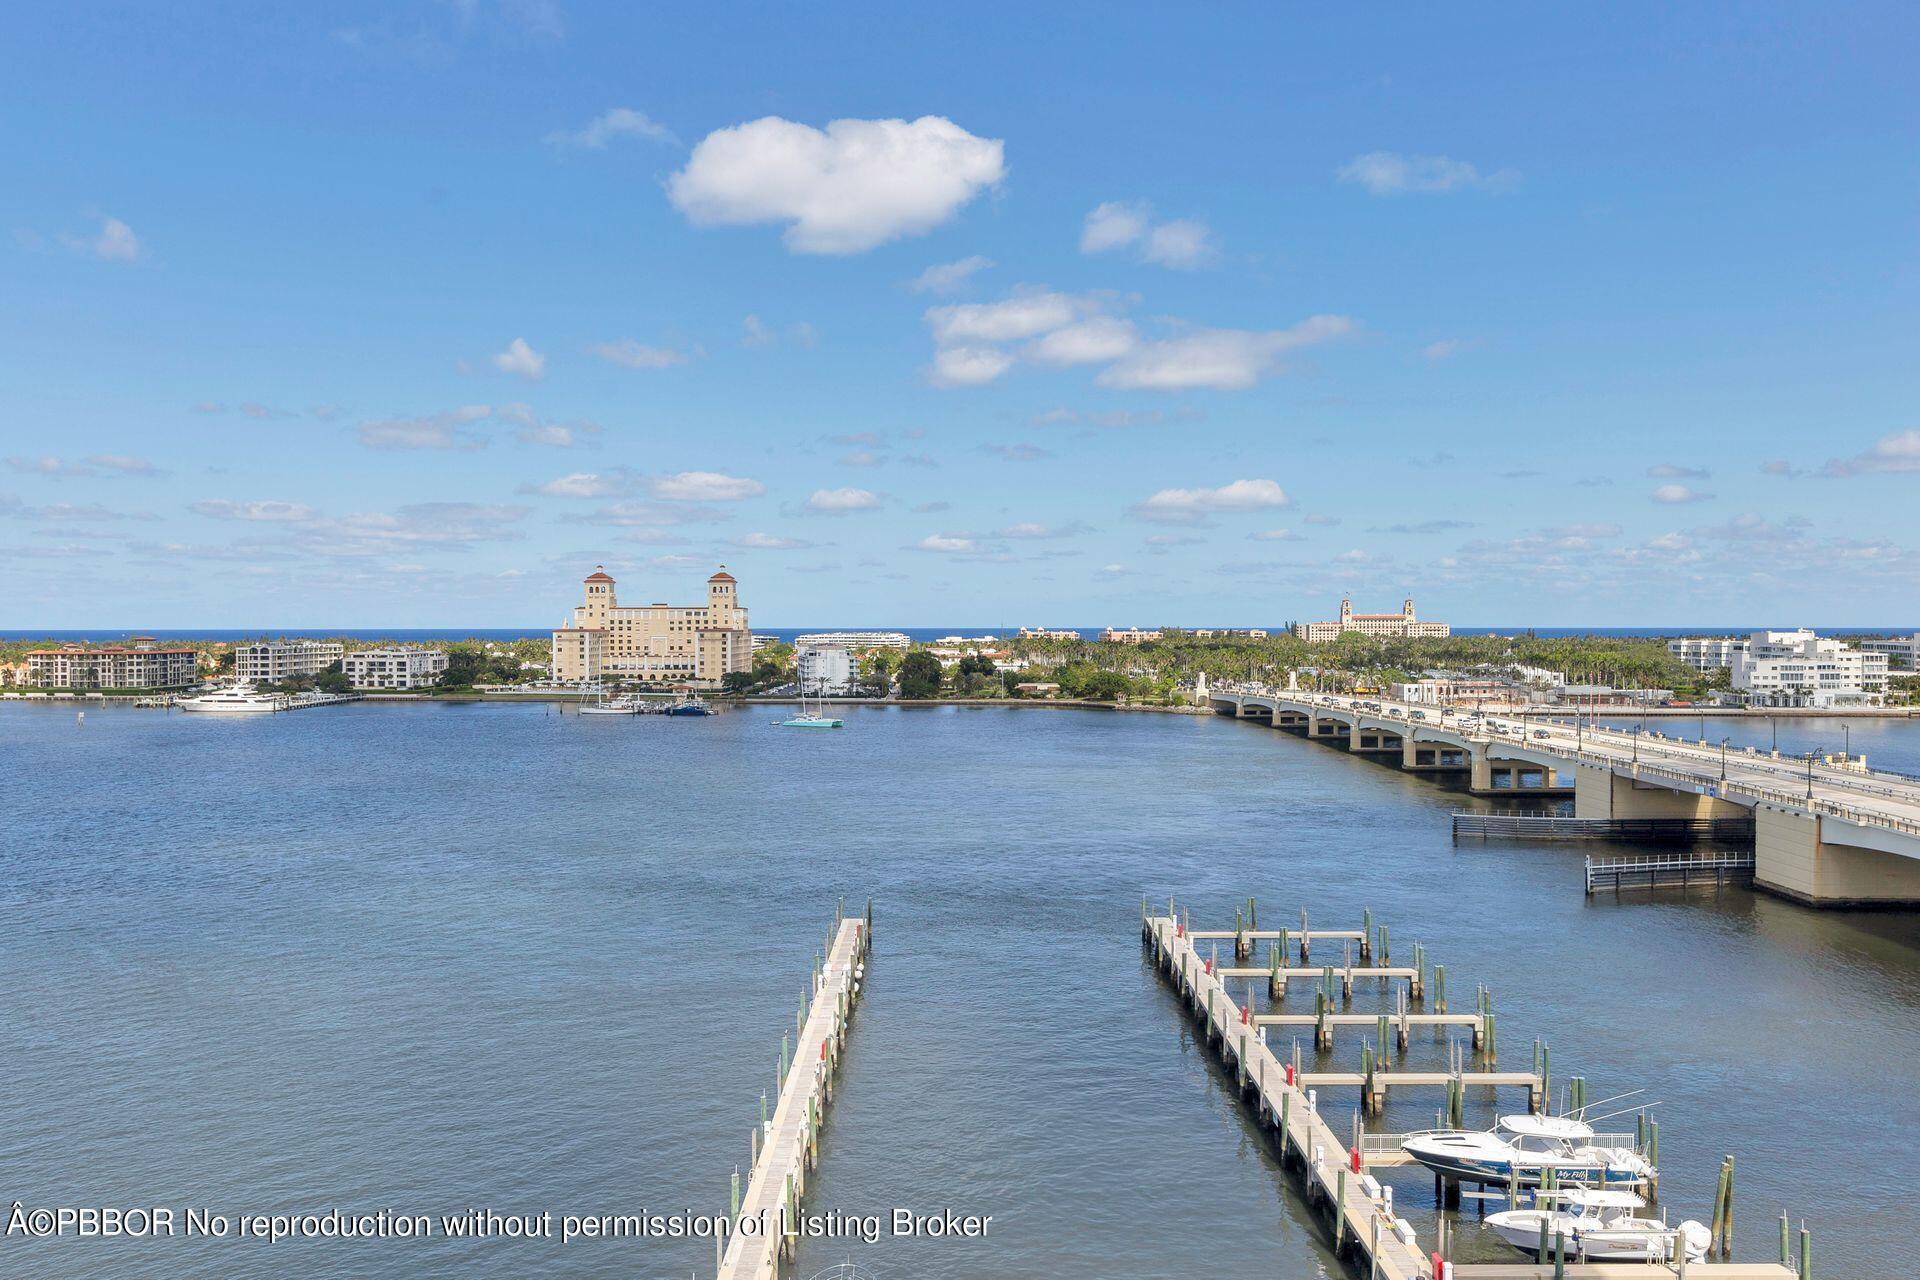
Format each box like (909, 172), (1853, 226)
(1, 702), (1915, 1279)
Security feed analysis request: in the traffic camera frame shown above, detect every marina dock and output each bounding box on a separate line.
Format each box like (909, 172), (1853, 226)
(717, 905), (870, 1280)
(1145, 904), (1803, 1280)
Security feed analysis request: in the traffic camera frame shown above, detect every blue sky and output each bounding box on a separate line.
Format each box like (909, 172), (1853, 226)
(4, 2), (1917, 629)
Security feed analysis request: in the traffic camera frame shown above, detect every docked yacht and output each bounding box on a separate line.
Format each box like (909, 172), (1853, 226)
(1401, 1114), (1653, 1188)
(1487, 1188), (1709, 1262)
(177, 684), (284, 714)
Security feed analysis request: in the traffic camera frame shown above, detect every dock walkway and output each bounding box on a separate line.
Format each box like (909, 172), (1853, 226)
(717, 912), (869, 1280)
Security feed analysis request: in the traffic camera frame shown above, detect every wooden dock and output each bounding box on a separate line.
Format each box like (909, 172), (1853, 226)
(717, 909), (869, 1280)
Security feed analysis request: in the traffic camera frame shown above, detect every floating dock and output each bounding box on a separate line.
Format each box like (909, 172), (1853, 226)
(1144, 904), (1801, 1280)
(717, 905), (869, 1280)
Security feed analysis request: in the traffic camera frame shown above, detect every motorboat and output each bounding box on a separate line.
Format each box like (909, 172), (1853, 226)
(1401, 1114), (1653, 1188)
(177, 684), (284, 714)
(666, 697), (711, 717)
(1487, 1188), (1709, 1262)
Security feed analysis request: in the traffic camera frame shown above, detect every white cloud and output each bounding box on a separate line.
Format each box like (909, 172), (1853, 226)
(1647, 463), (1710, 479)
(1080, 201), (1150, 253)
(917, 534), (977, 553)
(928, 344), (1016, 388)
(650, 471), (764, 502)
(807, 487), (882, 513)
(1031, 317), (1138, 366)
(547, 107), (676, 149)
(998, 520), (1089, 539)
(64, 215), (141, 262)
(530, 472), (624, 498)
(491, 338), (546, 380)
(1143, 219), (1213, 268)
(1248, 528), (1298, 541)
(1337, 152), (1518, 196)
(731, 532), (812, 550)
(1652, 483), (1713, 504)
(357, 404), (493, 450)
(1822, 429), (1920, 477)
(591, 338), (691, 369)
(86, 454), (159, 475)
(1420, 339), (1465, 361)
(667, 115), (1004, 254)
(908, 255), (994, 294)
(741, 315), (775, 348)
(1137, 478), (1289, 524)
(1099, 316), (1355, 391)
(927, 292), (1097, 345)
(190, 499), (318, 522)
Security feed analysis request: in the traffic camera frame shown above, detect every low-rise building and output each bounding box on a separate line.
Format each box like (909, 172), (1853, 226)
(1859, 633), (1920, 672)
(796, 646), (856, 695)
(1014, 681), (1061, 697)
(1193, 628), (1270, 639)
(1293, 597), (1450, 643)
(1101, 626), (1162, 644)
(1018, 627), (1081, 640)
(792, 631), (911, 650)
(26, 639), (196, 689)
(1731, 629), (1888, 708)
(343, 647), (450, 690)
(234, 640), (345, 684)
(1668, 636), (1743, 672)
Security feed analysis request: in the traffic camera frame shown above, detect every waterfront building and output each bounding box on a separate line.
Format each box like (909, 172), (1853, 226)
(1013, 681), (1062, 697)
(791, 631), (911, 650)
(796, 646), (856, 695)
(1101, 626), (1163, 644)
(26, 638), (196, 689)
(1193, 628), (1270, 639)
(1018, 627), (1081, 640)
(234, 640), (345, 685)
(1731, 629), (1888, 708)
(343, 647), (449, 690)
(1860, 633), (1920, 672)
(1668, 636), (1744, 672)
(1292, 597), (1450, 643)
(0, 660), (29, 686)
(550, 565), (751, 688)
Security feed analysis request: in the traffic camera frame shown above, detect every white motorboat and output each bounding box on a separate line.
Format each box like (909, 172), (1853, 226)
(1487, 1188), (1709, 1262)
(1401, 1114), (1653, 1188)
(177, 684), (285, 714)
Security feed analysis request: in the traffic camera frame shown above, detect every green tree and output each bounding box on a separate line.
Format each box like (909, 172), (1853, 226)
(898, 651), (942, 699)
(1082, 670), (1131, 701)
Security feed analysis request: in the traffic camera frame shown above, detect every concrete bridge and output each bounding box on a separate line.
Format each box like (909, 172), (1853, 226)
(1208, 684), (1920, 907)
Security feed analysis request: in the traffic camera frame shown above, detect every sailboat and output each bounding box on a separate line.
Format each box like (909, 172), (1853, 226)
(577, 685), (640, 716)
(774, 680), (843, 729)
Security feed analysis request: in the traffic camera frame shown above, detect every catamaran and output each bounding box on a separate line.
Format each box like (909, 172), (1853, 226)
(773, 682), (842, 729)
(1487, 1188), (1709, 1262)
(1400, 1114), (1654, 1189)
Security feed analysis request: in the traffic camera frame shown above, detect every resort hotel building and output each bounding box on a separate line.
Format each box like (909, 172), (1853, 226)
(551, 565), (752, 688)
(1292, 597), (1451, 643)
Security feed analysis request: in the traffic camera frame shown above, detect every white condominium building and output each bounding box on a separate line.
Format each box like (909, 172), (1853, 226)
(1018, 627), (1081, 640)
(1730, 629), (1888, 708)
(343, 647), (450, 690)
(1292, 597), (1450, 643)
(796, 646), (857, 695)
(1859, 633), (1920, 672)
(791, 631), (911, 650)
(1668, 636), (1744, 672)
(234, 640), (345, 684)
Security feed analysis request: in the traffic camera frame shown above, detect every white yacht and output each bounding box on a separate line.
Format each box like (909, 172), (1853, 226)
(1487, 1188), (1709, 1262)
(177, 684), (285, 714)
(1401, 1114), (1653, 1188)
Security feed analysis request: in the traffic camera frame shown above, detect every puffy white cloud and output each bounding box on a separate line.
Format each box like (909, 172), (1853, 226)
(667, 115), (1004, 254)
(917, 534), (977, 553)
(547, 107), (676, 149)
(590, 338), (693, 369)
(1143, 219), (1213, 268)
(1098, 316), (1355, 391)
(927, 292), (1097, 345)
(909, 255), (994, 294)
(1080, 201), (1150, 253)
(650, 471), (765, 501)
(1822, 428), (1920, 477)
(1652, 484), (1713, 504)
(190, 499), (318, 522)
(806, 487), (882, 513)
(1136, 478), (1288, 524)
(928, 344), (1016, 388)
(1031, 317), (1138, 366)
(1337, 152), (1518, 196)
(491, 337), (546, 380)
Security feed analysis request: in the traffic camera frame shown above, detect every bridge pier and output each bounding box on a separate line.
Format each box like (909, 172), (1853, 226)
(1573, 762), (1747, 820)
(1753, 804), (1920, 907)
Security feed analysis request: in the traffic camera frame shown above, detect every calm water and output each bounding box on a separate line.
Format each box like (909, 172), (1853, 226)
(2, 703), (1916, 1279)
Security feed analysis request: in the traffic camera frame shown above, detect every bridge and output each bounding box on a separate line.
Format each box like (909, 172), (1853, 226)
(1206, 684), (1920, 907)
